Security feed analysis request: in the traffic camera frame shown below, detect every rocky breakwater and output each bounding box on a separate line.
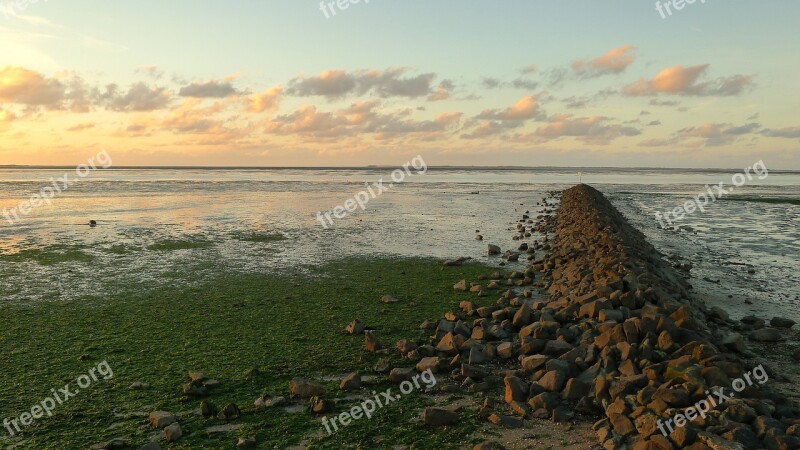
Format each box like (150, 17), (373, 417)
(531, 184), (799, 449)
(401, 184), (799, 450)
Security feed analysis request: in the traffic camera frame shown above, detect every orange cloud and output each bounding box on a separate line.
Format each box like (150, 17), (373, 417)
(534, 114), (641, 145)
(571, 45), (636, 77)
(246, 87), (282, 113)
(477, 95), (543, 121)
(0, 66), (65, 106)
(623, 65), (754, 97)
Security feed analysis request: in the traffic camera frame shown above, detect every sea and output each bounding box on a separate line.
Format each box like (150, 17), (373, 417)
(1, 166), (798, 323)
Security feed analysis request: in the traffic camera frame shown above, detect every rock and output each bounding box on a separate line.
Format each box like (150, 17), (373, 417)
(365, 331), (380, 352)
(422, 407), (459, 426)
(217, 403), (241, 421)
(182, 382), (207, 397)
(720, 331), (746, 353)
(309, 397), (334, 414)
(487, 413), (523, 428)
(416, 357), (443, 373)
(148, 411), (176, 429)
(137, 444), (162, 450)
(200, 400), (218, 417)
(163, 423), (182, 442)
(373, 358), (391, 373)
(89, 438), (128, 450)
(538, 370), (566, 392)
(380, 295), (401, 304)
(543, 340), (573, 356)
(188, 371), (206, 382)
(290, 378), (324, 398)
(504, 376), (527, 403)
(236, 437), (257, 448)
(488, 244), (502, 256)
(389, 368), (415, 383)
(453, 280), (468, 291)
(476, 234), (483, 241)
(750, 328), (784, 342)
(608, 413), (636, 437)
(339, 372), (362, 391)
(551, 406), (574, 423)
(345, 320), (364, 334)
(770, 317), (796, 329)
(129, 381), (148, 390)
(793, 348), (800, 361)
(562, 378), (590, 400)
(496, 342), (514, 359)
(697, 431), (745, 450)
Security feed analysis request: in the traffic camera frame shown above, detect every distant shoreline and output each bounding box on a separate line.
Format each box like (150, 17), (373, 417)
(2, 165), (800, 174)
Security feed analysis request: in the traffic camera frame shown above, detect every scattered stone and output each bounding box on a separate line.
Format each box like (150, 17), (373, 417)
(488, 244), (501, 256)
(422, 407), (459, 426)
(381, 295), (401, 304)
(290, 378), (324, 398)
(750, 328), (784, 342)
(148, 411), (176, 429)
(236, 437), (257, 448)
(365, 331), (380, 352)
(340, 372), (362, 390)
(345, 320), (365, 334)
(163, 423), (182, 442)
(217, 403), (241, 421)
(200, 401), (218, 417)
(453, 279), (468, 291)
(770, 317), (796, 329)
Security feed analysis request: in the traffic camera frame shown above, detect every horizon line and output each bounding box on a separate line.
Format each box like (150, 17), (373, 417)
(1, 165), (799, 172)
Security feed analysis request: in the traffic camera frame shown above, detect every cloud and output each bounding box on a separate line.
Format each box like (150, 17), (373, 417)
(677, 122), (761, 145)
(428, 80), (454, 101)
(477, 96), (544, 121)
(481, 77), (537, 91)
(649, 99), (680, 107)
(0, 66), (65, 106)
(179, 80), (239, 98)
(623, 65), (755, 97)
(534, 114), (641, 145)
(761, 126), (800, 139)
(287, 68), (436, 100)
(246, 86), (282, 113)
(99, 82), (171, 111)
(520, 64), (537, 75)
(461, 120), (522, 139)
(66, 122), (95, 132)
(571, 45), (636, 78)
(639, 137), (680, 147)
(137, 65), (164, 80)
(265, 101), (461, 139)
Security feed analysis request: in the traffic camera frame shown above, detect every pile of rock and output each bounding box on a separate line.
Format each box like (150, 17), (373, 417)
(396, 185), (798, 449)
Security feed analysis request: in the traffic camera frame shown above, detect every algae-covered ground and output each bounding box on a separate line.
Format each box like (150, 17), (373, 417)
(0, 257), (504, 449)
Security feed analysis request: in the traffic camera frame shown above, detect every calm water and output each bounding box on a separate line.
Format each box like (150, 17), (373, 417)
(1, 167), (798, 322)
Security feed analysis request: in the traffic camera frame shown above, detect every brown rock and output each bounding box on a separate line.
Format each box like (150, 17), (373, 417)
(290, 378), (324, 398)
(422, 407), (459, 426)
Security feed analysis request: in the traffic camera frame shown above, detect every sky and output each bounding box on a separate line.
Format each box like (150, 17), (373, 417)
(0, 0), (799, 168)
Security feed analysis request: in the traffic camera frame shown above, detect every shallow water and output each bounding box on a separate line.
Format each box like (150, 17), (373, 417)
(1, 167), (798, 322)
